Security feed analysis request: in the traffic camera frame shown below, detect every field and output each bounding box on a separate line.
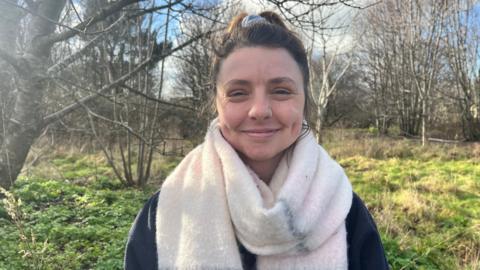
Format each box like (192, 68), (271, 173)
(324, 130), (480, 270)
(1, 129), (479, 269)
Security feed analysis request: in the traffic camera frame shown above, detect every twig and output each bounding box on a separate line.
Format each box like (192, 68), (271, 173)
(81, 100), (126, 184)
(47, 34), (104, 75)
(339, 0), (381, 9)
(79, 13), (127, 36)
(83, 106), (150, 146)
(0, 47), (21, 72)
(0, 0), (87, 35)
(43, 57), (153, 125)
(119, 84), (196, 112)
(42, 0), (189, 46)
(127, 0), (183, 17)
(43, 28), (213, 125)
(68, 0), (83, 24)
(42, 0), (137, 45)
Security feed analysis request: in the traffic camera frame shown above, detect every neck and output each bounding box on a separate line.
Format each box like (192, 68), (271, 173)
(241, 153), (284, 184)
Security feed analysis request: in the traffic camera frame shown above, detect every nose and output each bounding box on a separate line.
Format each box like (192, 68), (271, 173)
(248, 93), (272, 120)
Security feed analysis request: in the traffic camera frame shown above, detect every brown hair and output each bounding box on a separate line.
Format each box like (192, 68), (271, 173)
(210, 11), (313, 129)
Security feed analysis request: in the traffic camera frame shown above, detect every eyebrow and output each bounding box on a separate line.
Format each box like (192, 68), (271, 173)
(223, 79), (251, 88)
(268, 77), (297, 85)
(223, 77), (297, 88)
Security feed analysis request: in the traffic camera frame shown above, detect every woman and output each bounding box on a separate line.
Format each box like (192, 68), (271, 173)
(125, 11), (388, 270)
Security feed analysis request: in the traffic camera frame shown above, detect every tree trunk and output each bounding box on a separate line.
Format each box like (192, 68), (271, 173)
(315, 106), (326, 143)
(0, 0), (23, 151)
(462, 108), (480, 141)
(0, 60), (45, 188)
(421, 96), (427, 146)
(0, 0), (66, 189)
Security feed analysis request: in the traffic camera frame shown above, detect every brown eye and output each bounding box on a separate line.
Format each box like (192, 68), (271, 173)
(272, 88), (291, 95)
(226, 89), (249, 102)
(228, 90), (247, 97)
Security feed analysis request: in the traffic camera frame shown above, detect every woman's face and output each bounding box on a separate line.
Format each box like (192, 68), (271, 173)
(216, 46), (305, 165)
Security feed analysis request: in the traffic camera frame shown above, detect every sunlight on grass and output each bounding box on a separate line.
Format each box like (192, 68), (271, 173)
(325, 129), (479, 269)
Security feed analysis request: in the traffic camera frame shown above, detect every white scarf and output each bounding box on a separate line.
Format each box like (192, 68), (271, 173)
(155, 120), (353, 269)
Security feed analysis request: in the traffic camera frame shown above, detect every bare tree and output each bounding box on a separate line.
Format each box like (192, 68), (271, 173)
(359, 0), (448, 144)
(0, 0), (218, 189)
(323, 54), (372, 128)
(263, 0), (374, 32)
(173, 10), (218, 137)
(77, 0), (175, 187)
(405, 1), (448, 145)
(308, 7), (354, 142)
(0, 0), (70, 189)
(444, 0), (480, 141)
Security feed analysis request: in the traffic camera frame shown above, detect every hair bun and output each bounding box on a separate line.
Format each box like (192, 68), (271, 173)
(226, 12), (247, 34)
(241, 15), (268, 28)
(226, 11), (288, 34)
(259, 11), (287, 29)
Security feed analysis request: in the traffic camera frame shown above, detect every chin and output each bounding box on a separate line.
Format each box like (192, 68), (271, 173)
(241, 149), (280, 163)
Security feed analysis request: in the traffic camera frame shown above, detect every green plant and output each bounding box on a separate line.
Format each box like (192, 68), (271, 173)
(0, 177), (156, 269)
(0, 187), (49, 270)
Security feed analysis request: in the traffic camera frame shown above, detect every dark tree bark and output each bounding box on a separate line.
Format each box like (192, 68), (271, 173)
(0, 0), (149, 189)
(0, 0), (66, 189)
(0, 0), (23, 149)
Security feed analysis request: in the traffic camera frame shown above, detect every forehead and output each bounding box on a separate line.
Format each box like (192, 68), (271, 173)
(217, 47), (304, 85)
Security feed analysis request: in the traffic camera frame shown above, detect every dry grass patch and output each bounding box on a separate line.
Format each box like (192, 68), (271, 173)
(324, 129), (479, 269)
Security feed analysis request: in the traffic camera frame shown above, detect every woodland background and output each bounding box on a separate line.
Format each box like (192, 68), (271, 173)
(0, 0), (479, 269)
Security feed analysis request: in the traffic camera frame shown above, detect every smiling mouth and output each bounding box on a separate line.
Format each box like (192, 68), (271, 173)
(242, 129), (280, 138)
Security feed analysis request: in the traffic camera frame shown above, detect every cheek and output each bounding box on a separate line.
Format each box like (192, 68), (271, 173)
(280, 102), (304, 124)
(291, 109), (304, 133)
(282, 103), (304, 136)
(216, 98), (241, 130)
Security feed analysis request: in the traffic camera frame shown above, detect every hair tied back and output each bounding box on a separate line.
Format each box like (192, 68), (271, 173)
(241, 15), (268, 28)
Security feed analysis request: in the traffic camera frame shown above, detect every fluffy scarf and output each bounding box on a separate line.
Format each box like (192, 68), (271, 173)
(155, 119), (353, 269)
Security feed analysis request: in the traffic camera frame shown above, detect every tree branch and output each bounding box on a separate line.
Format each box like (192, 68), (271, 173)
(43, 57), (152, 125)
(0, 0), (86, 35)
(119, 84), (196, 111)
(339, 0), (381, 9)
(68, 0), (83, 24)
(40, 0), (138, 46)
(80, 100), (127, 184)
(42, 0), (191, 47)
(0, 47), (21, 72)
(47, 34), (104, 75)
(127, 0), (183, 17)
(43, 26), (213, 125)
(82, 103), (150, 146)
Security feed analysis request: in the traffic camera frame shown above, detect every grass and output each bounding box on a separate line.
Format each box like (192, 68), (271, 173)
(323, 129), (480, 270)
(0, 151), (154, 269)
(0, 129), (478, 269)
(0, 176), (154, 270)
